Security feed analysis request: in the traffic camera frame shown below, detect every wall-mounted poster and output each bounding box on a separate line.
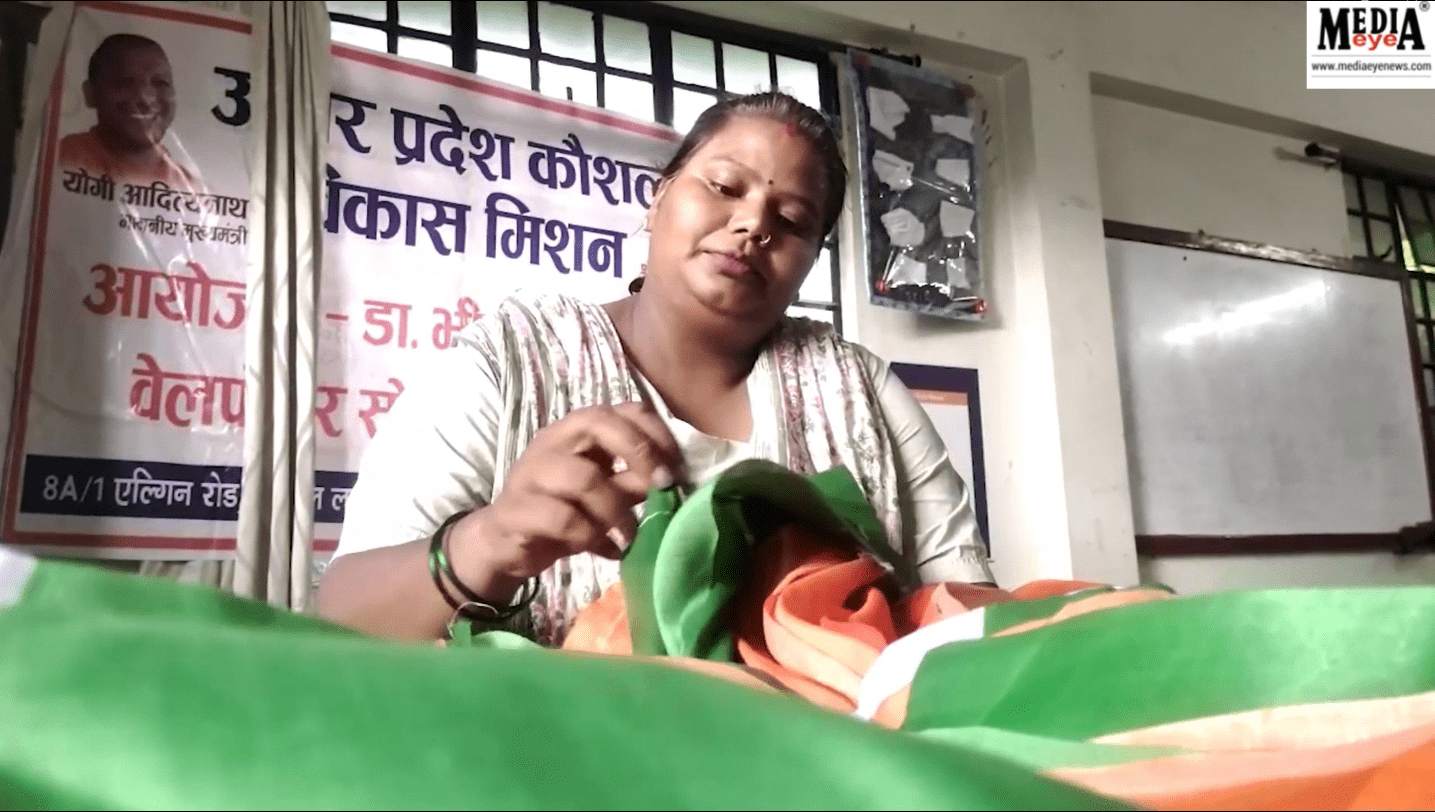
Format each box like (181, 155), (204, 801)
(0, 0), (676, 558)
(843, 50), (987, 322)
(889, 362), (989, 549)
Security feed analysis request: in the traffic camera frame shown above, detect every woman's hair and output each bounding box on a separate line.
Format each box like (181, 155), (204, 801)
(657, 91), (848, 240)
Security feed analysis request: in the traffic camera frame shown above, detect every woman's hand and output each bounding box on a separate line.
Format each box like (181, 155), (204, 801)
(450, 401), (684, 584)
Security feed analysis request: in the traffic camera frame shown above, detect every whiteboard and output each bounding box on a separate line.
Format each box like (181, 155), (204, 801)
(1106, 238), (1432, 536)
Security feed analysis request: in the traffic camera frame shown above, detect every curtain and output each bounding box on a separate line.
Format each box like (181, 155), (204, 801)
(0, 5), (72, 467)
(229, 1), (330, 611)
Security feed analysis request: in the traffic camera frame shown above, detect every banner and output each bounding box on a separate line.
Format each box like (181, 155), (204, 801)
(0, 1), (677, 557)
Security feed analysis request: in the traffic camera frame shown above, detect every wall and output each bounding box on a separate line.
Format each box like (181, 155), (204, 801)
(1090, 96), (1350, 258)
(670, 0), (1435, 592)
(1089, 81), (1435, 596)
(1140, 552), (1435, 594)
(1079, 1), (1435, 171)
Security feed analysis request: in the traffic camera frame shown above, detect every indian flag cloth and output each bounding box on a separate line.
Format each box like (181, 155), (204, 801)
(553, 460), (1435, 810)
(5, 459), (1435, 809)
(0, 543), (1120, 810)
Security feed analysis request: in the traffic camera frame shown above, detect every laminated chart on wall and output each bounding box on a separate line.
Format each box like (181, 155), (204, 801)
(0, 0), (678, 558)
(843, 50), (986, 321)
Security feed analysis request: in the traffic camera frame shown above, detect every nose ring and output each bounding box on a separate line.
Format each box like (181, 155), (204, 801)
(755, 233), (771, 247)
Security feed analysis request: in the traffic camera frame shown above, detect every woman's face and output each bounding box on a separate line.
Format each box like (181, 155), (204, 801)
(643, 115), (827, 334)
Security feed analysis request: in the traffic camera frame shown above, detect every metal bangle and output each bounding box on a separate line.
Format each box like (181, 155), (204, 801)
(428, 509), (537, 622)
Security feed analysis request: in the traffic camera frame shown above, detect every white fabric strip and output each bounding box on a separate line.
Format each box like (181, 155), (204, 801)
(851, 607), (987, 721)
(0, 546), (39, 609)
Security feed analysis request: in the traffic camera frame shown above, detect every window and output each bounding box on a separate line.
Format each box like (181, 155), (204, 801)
(1346, 166), (1435, 464)
(1345, 170), (1400, 264)
(326, 0), (844, 331)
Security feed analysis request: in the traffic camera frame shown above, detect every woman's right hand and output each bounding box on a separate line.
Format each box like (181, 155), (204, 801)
(448, 401), (685, 585)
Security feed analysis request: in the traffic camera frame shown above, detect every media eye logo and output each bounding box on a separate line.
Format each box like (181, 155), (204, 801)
(1307, 2), (1435, 88)
(1316, 3), (1428, 51)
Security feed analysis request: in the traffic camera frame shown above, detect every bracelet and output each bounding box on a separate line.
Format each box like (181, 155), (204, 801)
(427, 510), (537, 622)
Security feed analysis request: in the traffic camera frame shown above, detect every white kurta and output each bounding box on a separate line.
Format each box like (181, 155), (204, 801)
(336, 293), (993, 644)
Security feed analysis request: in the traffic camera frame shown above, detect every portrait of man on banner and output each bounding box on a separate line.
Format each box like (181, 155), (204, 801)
(58, 32), (198, 186)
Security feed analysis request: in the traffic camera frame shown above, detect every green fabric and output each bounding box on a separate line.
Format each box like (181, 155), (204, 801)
(625, 485), (681, 656)
(905, 587), (1435, 740)
(619, 459), (916, 661)
(444, 627), (539, 650)
(915, 727), (1190, 771)
(979, 588), (1111, 636)
(0, 554), (1131, 811)
(7, 551), (350, 638)
(980, 586), (1176, 636)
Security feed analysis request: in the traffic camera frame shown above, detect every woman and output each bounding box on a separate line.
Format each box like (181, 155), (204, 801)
(318, 92), (994, 644)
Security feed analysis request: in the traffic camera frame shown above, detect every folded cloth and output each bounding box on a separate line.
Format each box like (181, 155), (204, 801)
(560, 459), (1162, 723)
(556, 459), (1435, 811)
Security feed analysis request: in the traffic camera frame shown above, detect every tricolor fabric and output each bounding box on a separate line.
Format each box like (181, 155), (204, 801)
(0, 544), (1120, 810)
(8, 460), (1435, 809)
(549, 460), (1435, 810)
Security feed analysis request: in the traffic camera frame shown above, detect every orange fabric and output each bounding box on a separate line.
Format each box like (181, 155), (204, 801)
(1348, 737), (1435, 811)
(560, 581), (632, 656)
(731, 524), (863, 713)
(746, 529), (887, 709)
(1056, 720), (1435, 811)
(1094, 691), (1435, 752)
(559, 587), (790, 696)
(58, 127), (197, 186)
(994, 588), (1176, 638)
